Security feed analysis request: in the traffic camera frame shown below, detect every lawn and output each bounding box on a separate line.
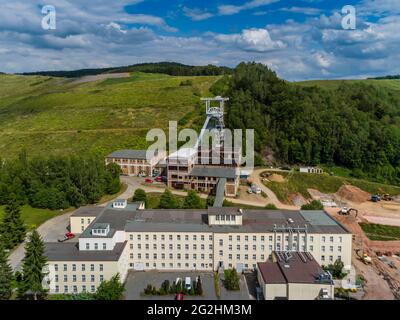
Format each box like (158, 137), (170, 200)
(263, 170), (400, 204)
(0, 73), (219, 158)
(359, 223), (400, 241)
(0, 205), (66, 230)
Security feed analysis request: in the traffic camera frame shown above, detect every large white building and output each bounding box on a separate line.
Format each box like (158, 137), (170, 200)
(44, 201), (352, 295)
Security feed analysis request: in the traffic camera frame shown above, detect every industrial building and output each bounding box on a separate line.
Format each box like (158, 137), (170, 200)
(257, 251), (334, 300)
(105, 149), (166, 177)
(44, 200), (352, 295)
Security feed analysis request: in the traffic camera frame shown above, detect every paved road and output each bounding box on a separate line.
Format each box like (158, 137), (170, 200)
(9, 210), (75, 271)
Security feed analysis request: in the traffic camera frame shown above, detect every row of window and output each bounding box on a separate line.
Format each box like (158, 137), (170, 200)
(129, 262), (211, 269)
(130, 243), (212, 251)
(215, 215), (236, 221)
(54, 264), (103, 272)
(84, 242), (107, 250)
(54, 274), (104, 283)
(55, 285), (96, 294)
(130, 253), (213, 260)
(127, 234), (344, 243)
(130, 234), (211, 241)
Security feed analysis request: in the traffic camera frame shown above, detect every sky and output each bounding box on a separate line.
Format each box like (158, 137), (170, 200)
(0, 0), (399, 80)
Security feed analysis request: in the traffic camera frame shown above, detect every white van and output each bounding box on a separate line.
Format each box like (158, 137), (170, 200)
(185, 277), (191, 290)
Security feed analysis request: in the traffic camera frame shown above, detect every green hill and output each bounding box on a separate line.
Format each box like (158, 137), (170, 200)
(0, 72), (219, 158)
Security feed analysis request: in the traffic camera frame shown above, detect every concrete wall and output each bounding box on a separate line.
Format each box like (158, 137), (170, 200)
(70, 216), (96, 234)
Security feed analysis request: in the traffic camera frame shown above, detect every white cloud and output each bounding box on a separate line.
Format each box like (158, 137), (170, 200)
(279, 7), (322, 15)
(213, 28), (286, 52)
(218, 0), (280, 16)
(182, 7), (214, 21)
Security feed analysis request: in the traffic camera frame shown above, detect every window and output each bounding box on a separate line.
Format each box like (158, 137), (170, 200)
(245, 236), (248, 241)
(55, 275), (58, 282)
(220, 215), (225, 221)
(81, 226), (84, 232)
(138, 244), (141, 249)
(322, 236), (326, 242)
(153, 235), (157, 240)
(73, 286), (77, 293)
(145, 235), (149, 240)
(339, 236), (343, 243)
(94, 243), (98, 250)
(329, 256), (333, 262)
(261, 254), (264, 260)
(229, 254), (232, 260)
(310, 236), (314, 242)
(82, 275), (86, 282)
(322, 246), (325, 252)
(102, 243), (106, 250)
(330, 246), (334, 252)
(252, 245), (256, 251)
(161, 235), (165, 241)
(321, 255), (325, 261)
(236, 254), (240, 260)
(219, 239), (223, 246)
(54, 264), (58, 272)
(161, 244), (165, 250)
(245, 245), (248, 250)
(153, 244), (157, 250)
(201, 235), (205, 241)
(82, 285), (86, 292)
(87, 219), (90, 224)
(64, 286), (68, 293)
(310, 245), (314, 251)
(91, 285), (95, 293)
(55, 286), (59, 293)
(338, 246), (342, 252)
(130, 234), (133, 240)
(261, 236), (265, 241)
(63, 264), (67, 271)
(193, 235), (197, 241)
(90, 264), (94, 271)
(100, 275), (104, 282)
(209, 235), (212, 241)
(215, 215), (220, 221)
(81, 264), (85, 271)
(64, 275), (68, 282)
(81, 218), (84, 224)
(269, 236), (273, 241)
(237, 245), (240, 250)
(99, 264), (103, 272)
(169, 235), (173, 240)
(219, 250), (223, 256)
(85, 243), (90, 250)
(91, 275), (95, 282)
(237, 235), (240, 241)
(137, 234), (141, 240)
(72, 275), (76, 282)
(330, 236), (334, 242)
(228, 245), (232, 251)
(177, 235), (181, 241)
(185, 235), (189, 241)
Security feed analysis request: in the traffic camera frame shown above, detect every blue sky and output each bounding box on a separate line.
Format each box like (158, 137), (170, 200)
(0, 0), (399, 80)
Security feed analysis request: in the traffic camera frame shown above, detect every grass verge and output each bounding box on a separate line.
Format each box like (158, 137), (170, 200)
(359, 222), (400, 241)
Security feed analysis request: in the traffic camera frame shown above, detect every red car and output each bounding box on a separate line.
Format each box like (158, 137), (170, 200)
(58, 232), (75, 242)
(155, 176), (163, 182)
(145, 178), (154, 183)
(175, 293), (184, 300)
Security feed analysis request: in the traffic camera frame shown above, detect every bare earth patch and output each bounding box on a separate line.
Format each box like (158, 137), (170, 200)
(71, 72), (130, 84)
(336, 184), (371, 203)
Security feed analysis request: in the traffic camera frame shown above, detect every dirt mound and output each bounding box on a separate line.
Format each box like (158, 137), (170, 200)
(288, 193), (308, 206)
(336, 184), (370, 203)
(269, 174), (285, 183)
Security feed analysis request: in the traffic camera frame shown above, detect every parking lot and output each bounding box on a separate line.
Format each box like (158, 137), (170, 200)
(124, 271), (254, 300)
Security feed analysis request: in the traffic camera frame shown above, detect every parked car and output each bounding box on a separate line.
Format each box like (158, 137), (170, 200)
(175, 293), (184, 300)
(247, 188), (253, 194)
(58, 232), (75, 242)
(155, 176), (163, 182)
(138, 172), (146, 177)
(175, 277), (182, 285)
(145, 178), (154, 183)
(185, 277), (192, 290)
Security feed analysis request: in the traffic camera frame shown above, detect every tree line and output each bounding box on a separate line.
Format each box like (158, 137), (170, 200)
(22, 62), (232, 78)
(212, 62), (400, 185)
(0, 151), (121, 210)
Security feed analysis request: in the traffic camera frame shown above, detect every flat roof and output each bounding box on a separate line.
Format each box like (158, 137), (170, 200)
(258, 252), (328, 285)
(78, 204), (350, 238)
(190, 166), (237, 179)
(71, 206), (103, 217)
(45, 242), (127, 261)
(106, 149), (151, 160)
(168, 148), (197, 160)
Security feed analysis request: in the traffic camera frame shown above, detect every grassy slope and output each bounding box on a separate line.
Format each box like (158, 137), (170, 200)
(0, 205), (64, 230)
(263, 171), (400, 204)
(0, 72), (219, 158)
(359, 222), (400, 241)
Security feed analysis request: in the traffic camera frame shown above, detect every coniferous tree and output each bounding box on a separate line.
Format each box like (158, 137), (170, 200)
(0, 243), (13, 300)
(0, 198), (26, 249)
(95, 274), (125, 300)
(158, 189), (178, 209)
(17, 230), (47, 300)
(132, 188), (147, 207)
(183, 190), (203, 209)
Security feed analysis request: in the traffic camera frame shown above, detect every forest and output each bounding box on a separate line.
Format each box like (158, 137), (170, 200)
(0, 151), (121, 210)
(21, 62), (232, 78)
(212, 62), (400, 185)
